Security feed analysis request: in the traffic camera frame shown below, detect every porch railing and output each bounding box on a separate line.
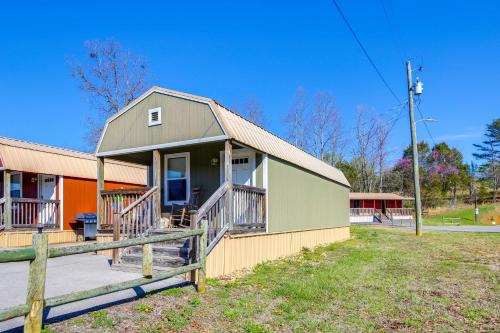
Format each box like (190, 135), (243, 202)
(195, 182), (267, 254)
(196, 181), (230, 252)
(349, 208), (375, 216)
(101, 188), (149, 229)
(10, 198), (60, 228)
(233, 184), (266, 230)
(112, 187), (161, 263)
(387, 208), (414, 216)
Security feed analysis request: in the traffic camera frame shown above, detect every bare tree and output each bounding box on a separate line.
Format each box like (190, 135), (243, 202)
(284, 87), (307, 149)
(69, 39), (148, 148)
(233, 98), (266, 127)
(309, 92), (343, 164)
(374, 116), (390, 192)
(352, 106), (378, 192)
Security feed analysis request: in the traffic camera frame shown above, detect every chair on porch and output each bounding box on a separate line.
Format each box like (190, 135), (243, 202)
(169, 187), (201, 228)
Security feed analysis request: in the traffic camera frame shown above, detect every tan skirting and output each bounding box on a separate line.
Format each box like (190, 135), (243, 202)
(206, 226), (350, 278)
(0, 230), (80, 248)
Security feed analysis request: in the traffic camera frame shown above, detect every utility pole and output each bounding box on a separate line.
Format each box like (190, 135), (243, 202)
(406, 61), (423, 236)
(472, 162), (479, 224)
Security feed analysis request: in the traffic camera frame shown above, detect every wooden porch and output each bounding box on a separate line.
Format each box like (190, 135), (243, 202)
(349, 207), (414, 224)
(97, 141), (267, 263)
(1, 170), (61, 230)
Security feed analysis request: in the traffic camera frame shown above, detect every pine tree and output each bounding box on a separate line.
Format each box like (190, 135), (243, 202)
(473, 118), (500, 202)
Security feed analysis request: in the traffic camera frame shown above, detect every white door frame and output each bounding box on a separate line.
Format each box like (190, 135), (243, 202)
(38, 174), (57, 226)
(219, 148), (256, 186)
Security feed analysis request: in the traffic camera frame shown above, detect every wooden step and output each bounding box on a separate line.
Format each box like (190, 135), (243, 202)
(127, 244), (190, 257)
(120, 253), (188, 267)
(111, 262), (185, 274)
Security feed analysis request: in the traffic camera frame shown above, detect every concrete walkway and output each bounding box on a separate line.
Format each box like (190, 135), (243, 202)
(0, 253), (186, 332)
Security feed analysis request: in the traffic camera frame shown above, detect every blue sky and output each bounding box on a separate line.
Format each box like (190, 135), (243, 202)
(0, 1), (498, 164)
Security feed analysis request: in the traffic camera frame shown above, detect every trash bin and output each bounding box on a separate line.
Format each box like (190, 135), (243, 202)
(75, 213), (98, 240)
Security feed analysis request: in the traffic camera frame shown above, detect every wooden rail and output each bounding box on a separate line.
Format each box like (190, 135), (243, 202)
(196, 181), (230, 252)
(10, 198), (60, 228)
(100, 187), (148, 229)
(195, 182), (267, 254)
(112, 187), (160, 263)
(232, 184), (266, 230)
(0, 221), (208, 331)
(387, 208), (414, 216)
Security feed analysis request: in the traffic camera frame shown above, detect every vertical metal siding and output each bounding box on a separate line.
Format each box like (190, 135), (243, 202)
(206, 227), (350, 278)
(267, 156), (349, 232)
(99, 93), (225, 153)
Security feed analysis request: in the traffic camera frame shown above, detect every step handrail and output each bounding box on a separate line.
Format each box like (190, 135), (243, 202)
(120, 186), (158, 216)
(195, 181), (231, 254)
(196, 182), (230, 219)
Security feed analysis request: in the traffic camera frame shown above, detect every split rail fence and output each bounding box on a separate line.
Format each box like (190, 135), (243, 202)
(0, 220), (208, 333)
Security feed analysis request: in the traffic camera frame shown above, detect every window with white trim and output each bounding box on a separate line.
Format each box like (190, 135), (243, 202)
(148, 107), (162, 126)
(164, 152), (190, 204)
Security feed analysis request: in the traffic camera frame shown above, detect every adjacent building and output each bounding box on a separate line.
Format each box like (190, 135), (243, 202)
(0, 137), (146, 247)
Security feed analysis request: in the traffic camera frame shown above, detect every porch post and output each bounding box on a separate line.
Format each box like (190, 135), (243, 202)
(3, 170), (12, 230)
(96, 157), (104, 228)
(224, 140), (233, 229)
(152, 150), (162, 226)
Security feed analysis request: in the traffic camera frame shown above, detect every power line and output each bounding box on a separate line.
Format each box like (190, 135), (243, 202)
(331, 0), (402, 104)
(378, 0), (407, 63)
(416, 98), (437, 146)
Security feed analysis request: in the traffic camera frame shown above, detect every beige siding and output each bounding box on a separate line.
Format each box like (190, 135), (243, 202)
(206, 226), (350, 277)
(0, 230), (79, 248)
(99, 93), (225, 153)
(267, 156), (349, 232)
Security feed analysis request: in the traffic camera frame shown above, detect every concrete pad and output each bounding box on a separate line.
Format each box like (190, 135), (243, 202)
(0, 253), (186, 332)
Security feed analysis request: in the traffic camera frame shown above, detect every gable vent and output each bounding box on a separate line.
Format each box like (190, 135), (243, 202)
(148, 107), (162, 126)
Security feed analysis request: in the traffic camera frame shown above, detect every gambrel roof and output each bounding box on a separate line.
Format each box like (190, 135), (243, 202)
(97, 86), (350, 187)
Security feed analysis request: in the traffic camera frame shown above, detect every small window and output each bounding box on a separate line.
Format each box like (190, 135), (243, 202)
(10, 173), (22, 198)
(148, 107), (162, 126)
(232, 157), (249, 165)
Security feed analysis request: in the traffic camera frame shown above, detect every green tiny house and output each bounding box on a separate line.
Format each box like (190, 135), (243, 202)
(96, 87), (351, 258)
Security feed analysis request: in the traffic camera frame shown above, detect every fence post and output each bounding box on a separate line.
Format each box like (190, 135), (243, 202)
(24, 231), (48, 333)
(189, 211), (198, 283)
(112, 213), (121, 264)
(197, 219), (208, 293)
(142, 243), (153, 278)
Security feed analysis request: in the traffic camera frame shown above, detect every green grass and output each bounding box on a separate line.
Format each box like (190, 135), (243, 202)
(47, 226), (500, 332)
(135, 303), (153, 313)
(88, 310), (113, 329)
(423, 203), (498, 225)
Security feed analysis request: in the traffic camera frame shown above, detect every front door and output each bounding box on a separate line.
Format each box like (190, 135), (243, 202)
(232, 155), (252, 186)
(39, 175), (56, 225)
